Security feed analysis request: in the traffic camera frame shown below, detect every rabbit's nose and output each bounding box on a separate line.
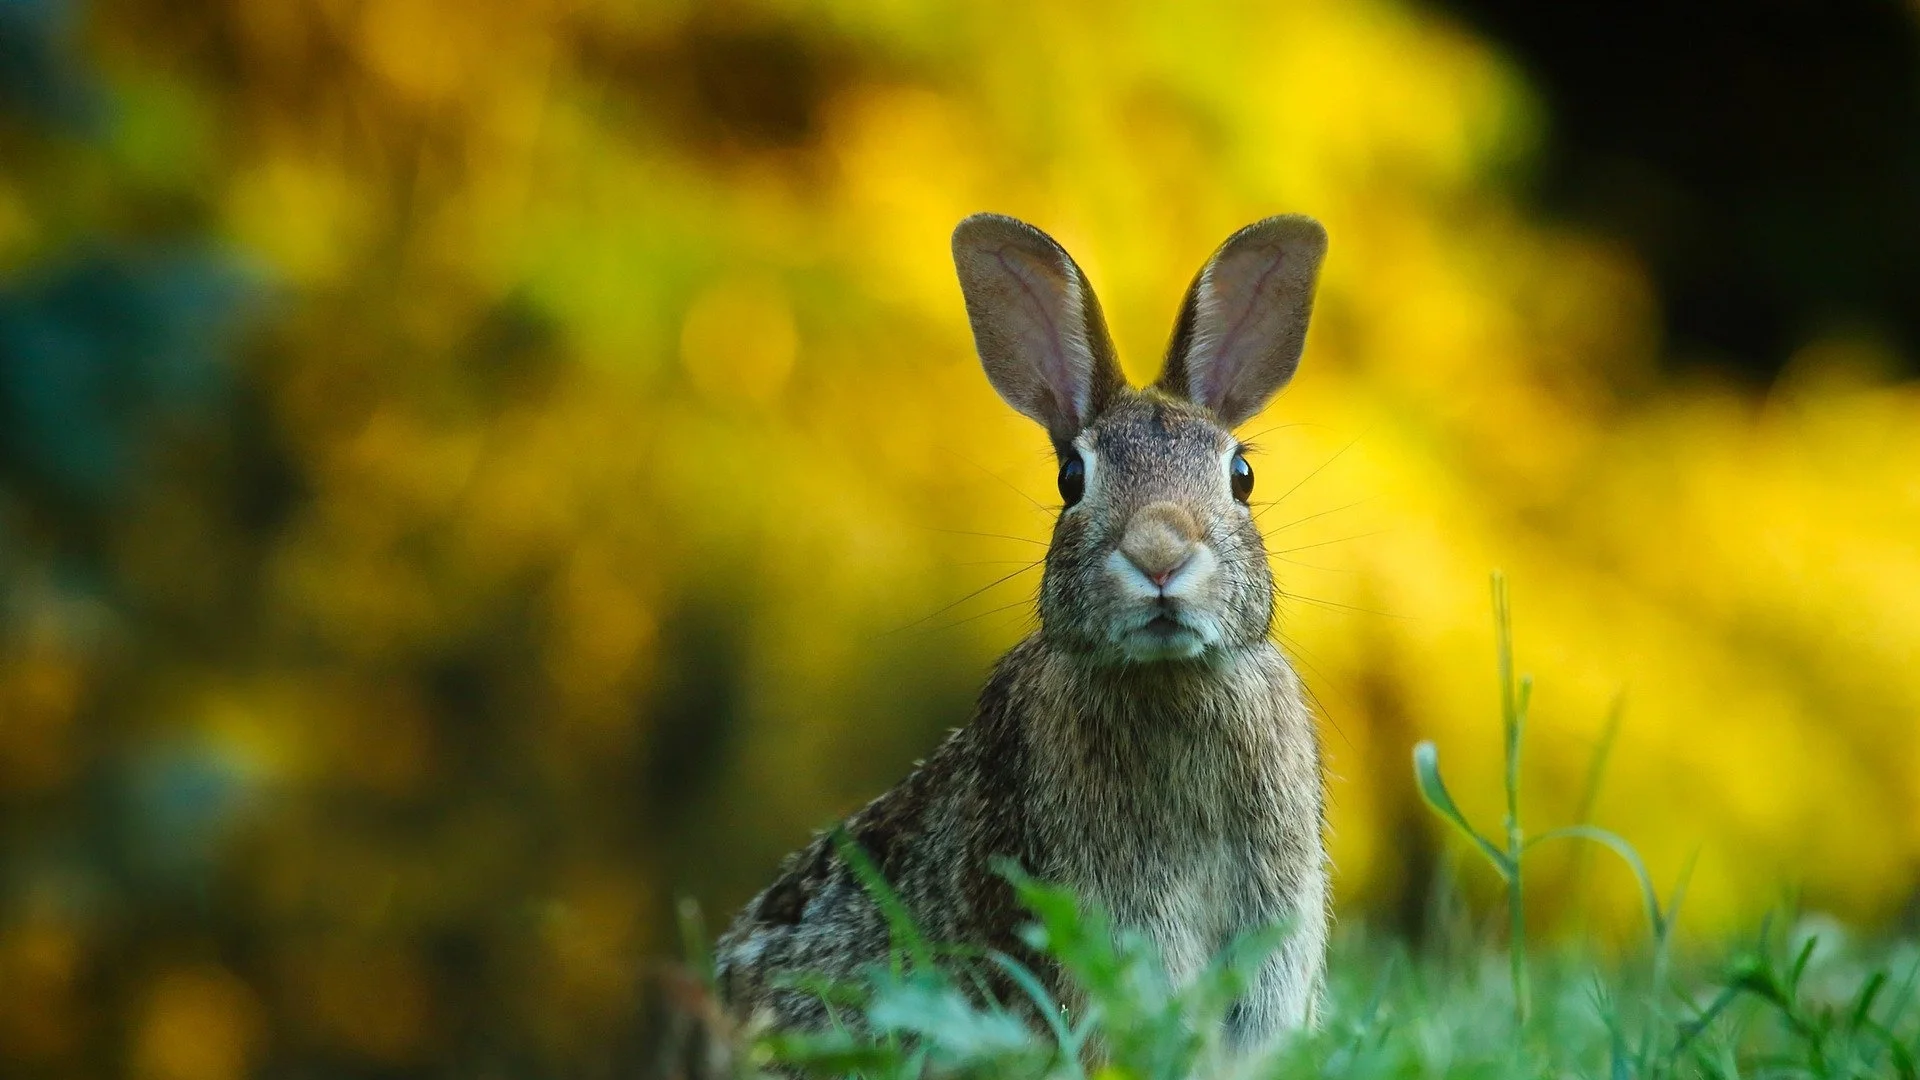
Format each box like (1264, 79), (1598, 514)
(1120, 501), (1200, 588)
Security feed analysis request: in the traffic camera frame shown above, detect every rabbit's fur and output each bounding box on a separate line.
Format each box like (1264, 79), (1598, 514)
(715, 214), (1330, 1051)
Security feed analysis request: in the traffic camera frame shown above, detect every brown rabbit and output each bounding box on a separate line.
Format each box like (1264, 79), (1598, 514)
(714, 214), (1330, 1050)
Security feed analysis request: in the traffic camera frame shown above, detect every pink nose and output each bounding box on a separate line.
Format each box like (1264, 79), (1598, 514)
(1143, 561), (1188, 589)
(1119, 501), (1200, 590)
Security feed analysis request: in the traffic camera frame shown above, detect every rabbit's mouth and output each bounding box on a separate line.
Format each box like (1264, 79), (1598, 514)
(1110, 604), (1218, 662)
(1095, 543), (1228, 662)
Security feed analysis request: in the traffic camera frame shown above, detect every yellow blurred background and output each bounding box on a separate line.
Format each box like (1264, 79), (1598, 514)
(2, 0), (1918, 1074)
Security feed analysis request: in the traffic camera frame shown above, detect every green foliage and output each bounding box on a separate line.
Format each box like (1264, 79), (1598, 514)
(759, 861), (1295, 1080)
(751, 873), (1920, 1079)
(1414, 572), (1685, 1026)
(750, 577), (1920, 1079)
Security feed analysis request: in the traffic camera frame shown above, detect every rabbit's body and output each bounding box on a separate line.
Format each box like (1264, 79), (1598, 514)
(1022, 639), (1326, 1031)
(716, 632), (1325, 1040)
(715, 215), (1332, 1052)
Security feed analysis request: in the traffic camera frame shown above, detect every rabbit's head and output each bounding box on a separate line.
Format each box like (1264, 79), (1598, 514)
(952, 214), (1326, 664)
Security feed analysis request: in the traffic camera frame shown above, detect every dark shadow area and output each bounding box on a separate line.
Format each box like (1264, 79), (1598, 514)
(1428, 0), (1920, 382)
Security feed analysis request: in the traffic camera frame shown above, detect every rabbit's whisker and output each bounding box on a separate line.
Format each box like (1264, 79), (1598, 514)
(1271, 530), (1387, 556)
(920, 597), (1039, 635)
(887, 560), (1044, 635)
(1277, 590), (1410, 620)
(925, 527), (1048, 547)
(1236, 421), (1326, 445)
(1264, 434), (1363, 511)
(1269, 628), (1354, 751)
(953, 559), (1050, 567)
(1256, 496), (1372, 529)
(1272, 555), (1350, 574)
(938, 445), (1052, 514)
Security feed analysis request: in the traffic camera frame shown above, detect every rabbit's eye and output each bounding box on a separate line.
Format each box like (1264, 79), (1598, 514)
(1058, 454), (1086, 508)
(1230, 452), (1254, 503)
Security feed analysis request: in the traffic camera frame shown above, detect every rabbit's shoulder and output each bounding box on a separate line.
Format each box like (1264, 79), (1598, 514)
(713, 642), (1052, 1023)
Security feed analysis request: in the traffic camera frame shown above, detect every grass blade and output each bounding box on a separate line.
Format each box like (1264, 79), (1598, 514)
(988, 951), (1083, 1069)
(833, 827), (937, 973)
(1527, 825), (1667, 940)
(1413, 741), (1513, 879)
(677, 895), (715, 985)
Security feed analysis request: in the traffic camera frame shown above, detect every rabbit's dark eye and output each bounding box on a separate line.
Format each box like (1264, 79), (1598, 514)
(1058, 453), (1086, 508)
(1230, 451), (1254, 504)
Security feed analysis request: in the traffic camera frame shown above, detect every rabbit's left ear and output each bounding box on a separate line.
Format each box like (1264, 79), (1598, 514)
(1156, 216), (1326, 428)
(953, 214), (1126, 444)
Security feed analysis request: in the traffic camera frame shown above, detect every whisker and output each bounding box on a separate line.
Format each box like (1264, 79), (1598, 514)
(982, 604), (1042, 638)
(1222, 550), (1345, 579)
(885, 560), (1044, 635)
(1271, 629), (1354, 751)
(1278, 590), (1412, 620)
(952, 559), (1050, 567)
(1272, 555), (1351, 574)
(1266, 434), (1363, 511)
(1236, 421), (1325, 445)
(938, 446), (1050, 514)
(1272, 530), (1387, 555)
(919, 597), (1039, 635)
(1256, 496), (1373, 529)
(924, 527), (1048, 547)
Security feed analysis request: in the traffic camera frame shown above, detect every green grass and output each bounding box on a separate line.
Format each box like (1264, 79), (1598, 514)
(732, 576), (1920, 1079)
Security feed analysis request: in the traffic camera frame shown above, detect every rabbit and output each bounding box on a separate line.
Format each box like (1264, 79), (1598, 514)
(713, 213), (1330, 1053)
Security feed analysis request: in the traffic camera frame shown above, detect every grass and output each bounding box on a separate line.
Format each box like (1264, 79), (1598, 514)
(716, 574), (1920, 1079)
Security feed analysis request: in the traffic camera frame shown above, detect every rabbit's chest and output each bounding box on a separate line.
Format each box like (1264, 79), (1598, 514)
(1043, 752), (1285, 981)
(1106, 832), (1249, 984)
(1024, 656), (1323, 986)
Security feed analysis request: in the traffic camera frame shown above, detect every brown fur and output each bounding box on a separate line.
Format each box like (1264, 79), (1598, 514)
(713, 215), (1330, 1052)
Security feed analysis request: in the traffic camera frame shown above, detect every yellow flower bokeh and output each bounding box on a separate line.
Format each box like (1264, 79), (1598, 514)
(2, 0), (1917, 1072)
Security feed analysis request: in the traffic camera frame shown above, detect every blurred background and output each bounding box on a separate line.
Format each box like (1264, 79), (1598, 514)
(3, 0), (1919, 1075)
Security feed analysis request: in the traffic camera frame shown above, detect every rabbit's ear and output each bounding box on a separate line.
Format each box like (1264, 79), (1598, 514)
(1156, 216), (1326, 428)
(952, 214), (1126, 442)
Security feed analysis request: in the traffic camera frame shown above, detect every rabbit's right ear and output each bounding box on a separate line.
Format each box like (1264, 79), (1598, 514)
(1156, 216), (1326, 428)
(952, 214), (1126, 443)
